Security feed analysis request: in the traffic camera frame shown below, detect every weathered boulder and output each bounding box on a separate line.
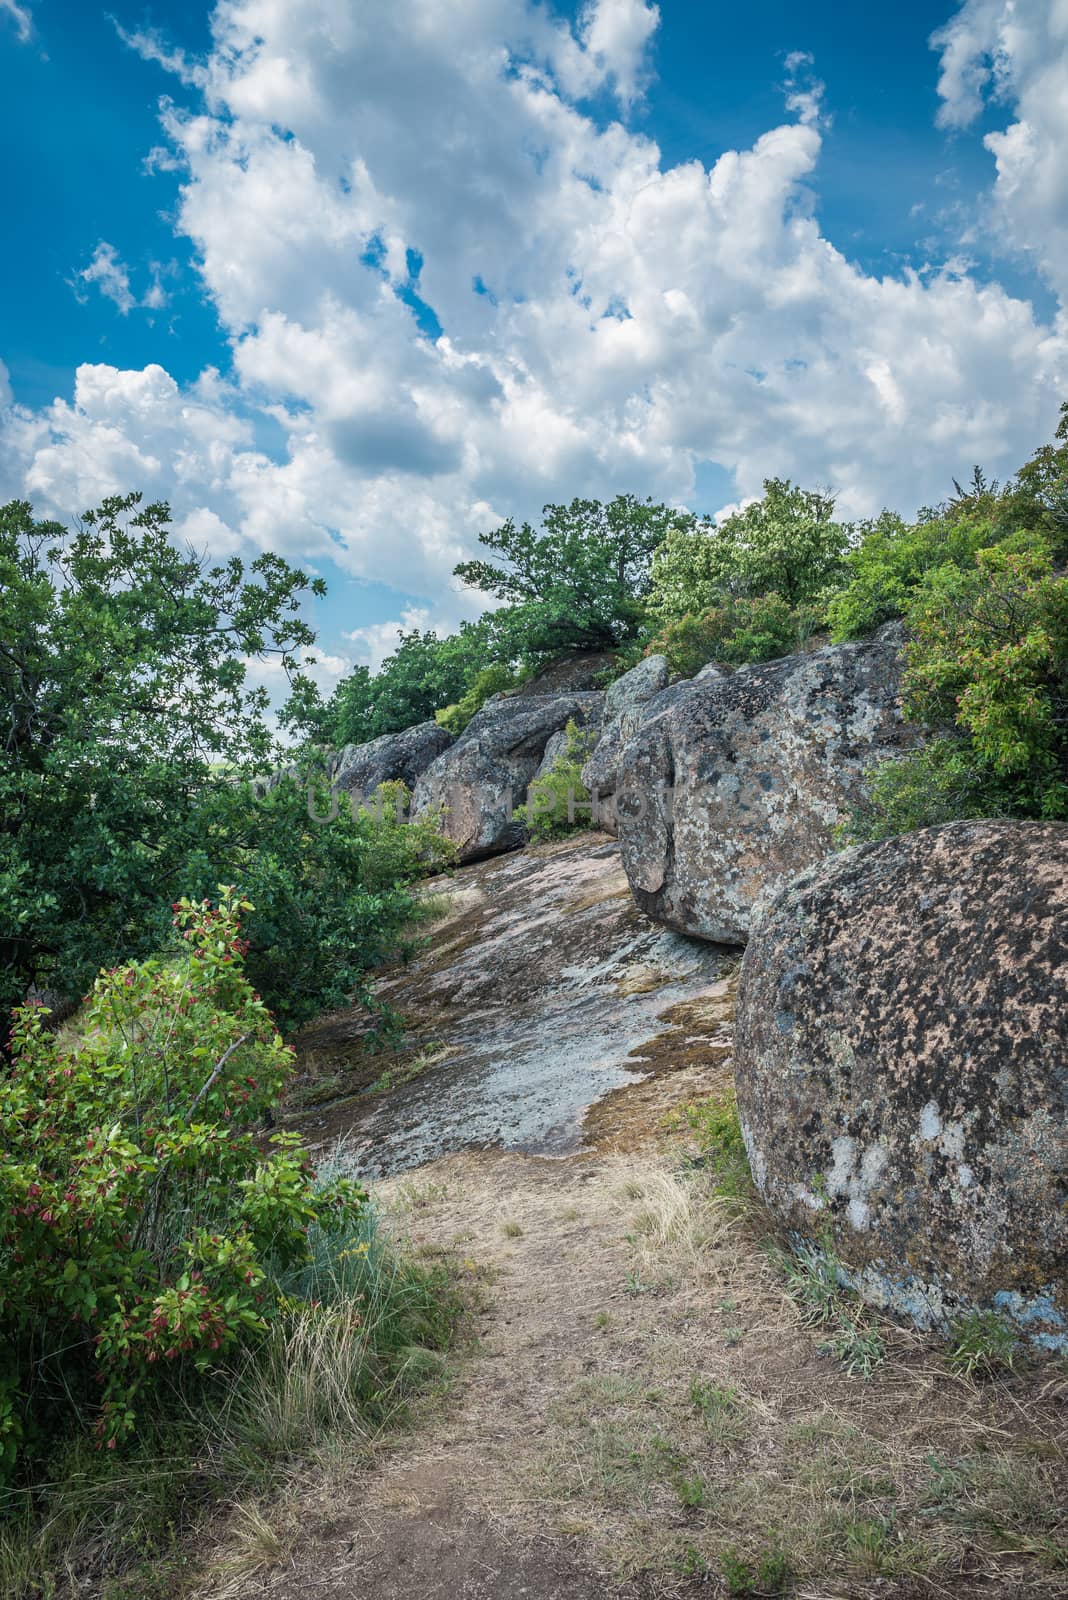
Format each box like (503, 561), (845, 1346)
(521, 650), (618, 695)
(580, 655), (670, 829)
(616, 631), (913, 942)
(251, 761), (301, 798)
(533, 728), (570, 782)
(412, 693), (603, 861)
(330, 721), (453, 798)
(734, 821), (1068, 1347)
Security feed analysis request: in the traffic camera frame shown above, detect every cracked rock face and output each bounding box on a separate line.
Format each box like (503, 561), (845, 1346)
(293, 836), (733, 1177)
(411, 693), (603, 862)
(330, 721), (454, 798)
(734, 820), (1068, 1348)
(615, 631), (914, 942)
(580, 655), (670, 827)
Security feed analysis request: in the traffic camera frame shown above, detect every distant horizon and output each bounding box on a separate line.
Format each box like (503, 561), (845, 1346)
(2, 0), (1065, 689)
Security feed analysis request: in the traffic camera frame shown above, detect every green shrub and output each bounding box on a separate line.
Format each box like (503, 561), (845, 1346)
(0, 493), (447, 1036)
(434, 665), (523, 736)
(829, 404), (1068, 643)
(904, 545), (1068, 804)
(0, 889), (364, 1480)
(182, 775), (455, 1034)
(844, 737), (1011, 844)
(648, 478), (847, 625)
(853, 542), (1068, 839)
(514, 720), (598, 841)
(0, 494), (332, 1026)
(826, 513), (1048, 642)
(0, 1175), (461, 1598)
(650, 593), (818, 676)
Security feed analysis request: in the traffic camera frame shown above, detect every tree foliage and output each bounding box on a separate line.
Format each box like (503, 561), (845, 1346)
(651, 593), (819, 678)
(454, 494), (684, 656)
(647, 479), (847, 625)
(904, 545), (1068, 808)
(180, 776), (455, 1034)
(0, 495), (436, 1029)
(434, 664), (523, 736)
(325, 623), (494, 745)
(830, 406), (1068, 643)
(0, 891), (365, 1480)
(848, 544), (1068, 840)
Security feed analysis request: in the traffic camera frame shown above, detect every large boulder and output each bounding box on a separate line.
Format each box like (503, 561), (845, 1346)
(330, 721), (453, 799)
(616, 631), (913, 942)
(411, 693), (603, 861)
(734, 821), (1068, 1347)
(580, 654), (670, 830)
(521, 650), (618, 695)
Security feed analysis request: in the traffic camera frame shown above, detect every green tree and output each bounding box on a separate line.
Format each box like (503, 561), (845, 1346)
(325, 623), (493, 745)
(0, 493), (419, 1027)
(454, 495), (684, 656)
(648, 479), (847, 625)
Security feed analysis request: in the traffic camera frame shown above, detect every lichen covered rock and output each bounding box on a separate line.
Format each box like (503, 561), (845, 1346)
(330, 720), (454, 798)
(616, 631), (912, 942)
(734, 820), (1068, 1347)
(411, 692), (603, 861)
(580, 655), (670, 828)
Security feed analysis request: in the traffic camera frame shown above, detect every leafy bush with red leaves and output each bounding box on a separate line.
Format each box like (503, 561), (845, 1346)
(0, 889), (364, 1481)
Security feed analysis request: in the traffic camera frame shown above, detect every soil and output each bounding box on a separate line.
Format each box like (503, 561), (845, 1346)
(199, 1142), (1067, 1600)
(196, 840), (1066, 1600)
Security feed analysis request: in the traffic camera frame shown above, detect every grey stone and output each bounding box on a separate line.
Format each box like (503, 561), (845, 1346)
(520, 650), (618, 695)
(734, 820), (1068, 1348)
(534, 729), (571, 782)
(330, 721), (453, 799)
(412, 693), (603, 862)
(580, 655), (670, 829)
(616, 632), (915, 942)
(296, 835), (732, 1179)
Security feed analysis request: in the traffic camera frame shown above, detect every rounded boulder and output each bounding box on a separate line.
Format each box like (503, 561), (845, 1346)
(734, 820), (1068, 1347)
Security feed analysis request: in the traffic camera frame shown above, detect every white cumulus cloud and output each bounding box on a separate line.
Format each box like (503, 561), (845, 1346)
(2, 0), (1066, 627)
(72, 242), (172, 317)
(344, 607), (435, 673)
(931, 0), (1068, 300)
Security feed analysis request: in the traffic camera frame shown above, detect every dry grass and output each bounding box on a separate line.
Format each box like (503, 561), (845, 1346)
(187, 1143), (1066, 1600)
(221, 1301), (378, 1457)
(494, 1150), (1068, 1596)
(207, 1502), (289, 1596)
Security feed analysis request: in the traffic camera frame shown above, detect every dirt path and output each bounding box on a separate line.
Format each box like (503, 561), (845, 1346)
(201, 1139), (1066, 1600)
(205, 1149), (676, 1599)
(198, 840), (1065, 1598)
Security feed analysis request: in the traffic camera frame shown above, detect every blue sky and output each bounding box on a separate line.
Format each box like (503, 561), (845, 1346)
(1, 0), (1066, 681)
